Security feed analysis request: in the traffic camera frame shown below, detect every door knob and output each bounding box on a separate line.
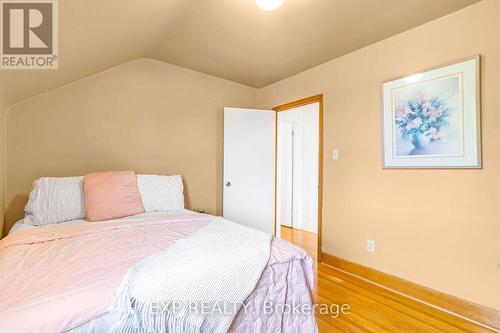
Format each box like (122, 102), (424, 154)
(225, 181), (232, 187)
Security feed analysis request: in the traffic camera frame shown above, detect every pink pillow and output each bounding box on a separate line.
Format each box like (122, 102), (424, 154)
(83, 170), (144, 222)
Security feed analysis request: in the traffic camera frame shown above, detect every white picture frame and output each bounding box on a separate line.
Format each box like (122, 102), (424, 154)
(382, 56), (481, 168)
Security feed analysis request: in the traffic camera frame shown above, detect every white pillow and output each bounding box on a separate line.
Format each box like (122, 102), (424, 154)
(24, 176), (86, 226)
(137, 175), (184, 212)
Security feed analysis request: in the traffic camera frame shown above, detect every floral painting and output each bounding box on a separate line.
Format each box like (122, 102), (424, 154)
(393, 75), (462, 157)
(382, 56), (481, 168)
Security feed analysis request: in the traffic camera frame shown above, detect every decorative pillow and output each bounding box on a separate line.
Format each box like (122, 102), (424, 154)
(137, 174), (185, 212)
(24, 176), (86, 226)
(83, 170), (144, 222)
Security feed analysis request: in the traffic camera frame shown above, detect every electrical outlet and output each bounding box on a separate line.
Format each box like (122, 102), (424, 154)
(367, 240), (375, 253)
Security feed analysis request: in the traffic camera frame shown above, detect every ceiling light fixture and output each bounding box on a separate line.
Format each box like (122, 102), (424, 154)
(255, 0), (285, 11)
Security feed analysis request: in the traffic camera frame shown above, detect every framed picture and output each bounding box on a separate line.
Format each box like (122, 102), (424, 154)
(382, 56), (481, 168)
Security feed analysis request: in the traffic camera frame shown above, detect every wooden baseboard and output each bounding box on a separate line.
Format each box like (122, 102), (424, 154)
(321, 252), (500, 331)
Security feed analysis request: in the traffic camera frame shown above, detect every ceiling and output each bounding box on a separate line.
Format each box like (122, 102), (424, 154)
(0, 0), (481, 108)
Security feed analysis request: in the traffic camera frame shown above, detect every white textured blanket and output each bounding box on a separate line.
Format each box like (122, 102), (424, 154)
(109, 218), (273, 333)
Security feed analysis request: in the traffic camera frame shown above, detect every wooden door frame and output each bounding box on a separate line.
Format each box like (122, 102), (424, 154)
(273, 94), (324, 262)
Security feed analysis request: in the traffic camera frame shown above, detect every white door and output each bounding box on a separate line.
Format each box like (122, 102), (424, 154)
(223, 108), (276, 234)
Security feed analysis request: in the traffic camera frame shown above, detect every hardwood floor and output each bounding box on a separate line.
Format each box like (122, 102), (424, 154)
(280, 226), (495, 333)
(281, 225), (318, 261)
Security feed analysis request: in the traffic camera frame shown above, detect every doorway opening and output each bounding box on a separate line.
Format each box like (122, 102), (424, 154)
(274, 95), (323, 262)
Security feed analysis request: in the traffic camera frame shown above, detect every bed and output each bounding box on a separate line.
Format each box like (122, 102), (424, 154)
(1, 210), (318, 332)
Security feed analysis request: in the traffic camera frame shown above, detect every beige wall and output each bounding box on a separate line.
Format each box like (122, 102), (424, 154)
(257, 0), (500, 311)
(0, 102), (5, 237)
(5, 58), (256, 231)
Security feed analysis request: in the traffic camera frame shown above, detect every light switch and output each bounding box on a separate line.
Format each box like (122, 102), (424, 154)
(332, 149), (340, 160)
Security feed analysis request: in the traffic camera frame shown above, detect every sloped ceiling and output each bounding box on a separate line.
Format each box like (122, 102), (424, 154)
(0, 0), (480, 108)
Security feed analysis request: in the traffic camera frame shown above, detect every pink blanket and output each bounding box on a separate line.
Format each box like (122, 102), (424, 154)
(0, 213), (315, 332)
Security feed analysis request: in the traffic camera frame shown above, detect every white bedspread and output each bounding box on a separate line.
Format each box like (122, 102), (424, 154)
(110, 218), (273, 333)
